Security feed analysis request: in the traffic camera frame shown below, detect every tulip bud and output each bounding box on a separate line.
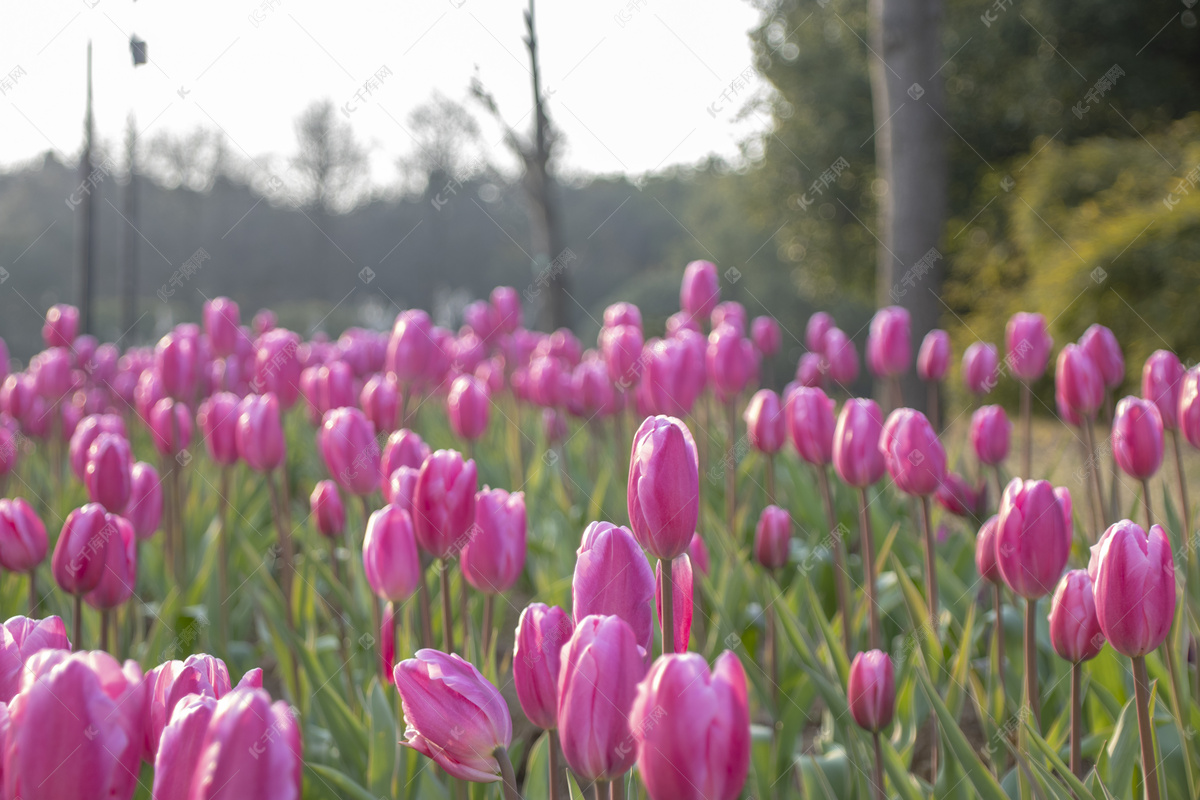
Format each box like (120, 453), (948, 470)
(447, 374), (491, 442)
(380, 429), (431, 492)
(970, 405), (1011, 466)
(754, 505), (792, 571)
(706, 325), (757, 403)
(310, 480), (345, 538)
(52, 504), (118, 596)
(680, 260), (720, 319)
(743, 390), (785, 454)
(1048, 569), (1105, 663)
(866, 306), (911, 378)
(788, 386), (836, 466)
(1112, 396), (1164, 479)
(462, 488), (526, 595)
(514, 603), (574, 730)
(386, 310), (434, 385)
(572, 522), (655, 650)
(0, 498), (47, 574)
(149, 398), (192, 457)
(1056, 344), (1104, 419)
(42, 303), (79, 348)
(319, 406), (379, 495)
(880, 409), (946, 496)
(996, 478), (1069, 599)
(1005, 312), (1053, 381)
(396, 649), (512, 782)
(203, 297), (242, 358)
(1090, 520), (1175, 657)
(917, 329), (951, 382)
(751, 316), (781, 358)
(628, 416), (700, 561)
(1142, 349), (1184, 431)
(233, 393), (285, 472)
(601, 324), (645, 389)
(253, 328), (303, 408)
(156, 331), (200, 401)
(84, 515), (137, 610)
(557, 615), (647, 782)
(655, 555), (693, 652)
(363, 505), (421, 602)
(68, 413), (126, 481)
(1181, 367), (1200, 450)
(666, 311), (701, 337)
(361, 372), (402, 434)
(631, 651), (751, 800)
(1080, 324), (1124, 390)
(796, 352), (825, 388)
(412, 449), (478, 559)
(689, 532), (710, 576)
(84, 433), (133, 513)
(0, 615), (71, 702)
(491, 286), (523, 334)
(847, 649), (895, 732)
(384, 465), (419, 513)
(833, 398), (885, 487)
(975, 515), (1001, 584)
(824, 327), (859, 385)
(936, 472), (984, 518)
(125, 462), (163, 540)
(806, 312), (834, 353)
(197, 392), (241, 466)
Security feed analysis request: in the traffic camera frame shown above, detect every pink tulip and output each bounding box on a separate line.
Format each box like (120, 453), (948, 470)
(154, 687), (301, 800)
(755, 505), (792, 570)
(447, 374), (490, 441)
(310, 480), (345, 538)
(706, 324), (757, 402)
(387, 309), (435, 384)
(1005, 312), (1053, 381)
(557, 615), (647, 782)
(599, 302), (639, 331)
(156, 331), (200, 401)
(514, 603), (574, 730)
(363, 505), (421, 602)
(319, 361), (357, 412)
(601, 324), (645, 389)
(42, 303), (79, 348)
(572, 521), (655, 650)
(1080, 324), (1124, 390)
(996, 478), (1069, 599)
(666, 311), (701, 337)
(135, 369), (166, 420)
(528, 356), (568, 408)
(412, 449), (478, 559)
(1048, 569), (1105, 663)
(149, 398), (192, 457)
(197, 392), (241, 466)
(253, 328), (303, 408)
(1112, 396), (1164, 479)
(573, 358), (616, 417)
(680, 260), (720, 320)
(380, 428), (431, 491)
(361, 372), (402, 433)
(917, 329), (951, 382)
(233, 393), (284, 472)
(936, 472), (984, 518)
(751, 316), (782, 357)
(0, 499), (47, 574)
(847, 649), (895, 732)
(319, 406), (379, 495)
(744, 390), (786, 454)
(1181, 367), (1200, 449)
(628, 416), (700, 561)
(866, 306), (911, 378)
(806, 312), (834, 353)
(143, 654), (252, 760)
(962, 341), (999, 395)
(975, 515), (1001, 583)
(384, 465), (420, 512)
(84, 432), (133, 513)
(52, 504), (116, 596)
(125, 462), (163, 540)
(252, 308), (276, 334)
(68, 413), (126, 481)
(655, 554), (693, 652)
(1090, 520), (1176, 657)
(83, 514), (137, 610)
(461, 488), (526, 594)
(203, 297), (242, 357)
(689, 532), (710, 576)
(1142, 349), (1184, 431)
(491, 286), (522, 334)
(970, 405), (1011, 466)
(796, 352), (825, 388)
(880, 409), (946, 496)
(396, 649), (512, 782)
(631, 651), (750, 800)
(833, 398), (885, 487)
(464, 300), (499, 344)
(788, 386), (836, 466)
(0, 615), (70, 703)
(1056, 343), (1104, 419)
(34, 347), (72, 400)
(823, 327), (859, 385)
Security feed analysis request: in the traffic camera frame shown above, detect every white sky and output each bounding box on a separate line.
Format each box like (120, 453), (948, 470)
(1, 0), (773, 188)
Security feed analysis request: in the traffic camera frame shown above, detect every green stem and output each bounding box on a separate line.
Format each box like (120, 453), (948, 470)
(1025, 598), (1040, 733)
(872, 731), (886, 800)
(1070, 661), (1082, 780)
(662, 558), (675, 655)
(1021, 380), (1032, 479)
(859, 487), (881, 651)
(494, 747), (520, 800)
(1142, 478), (1155, 530)
(819, 467), (852, 655)
(440, 563), (455, 653)
(1132, 655), (1161, 800)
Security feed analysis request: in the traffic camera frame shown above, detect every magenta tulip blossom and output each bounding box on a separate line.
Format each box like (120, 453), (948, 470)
(655, 554), (693, 652)
(995, 479), (1069, 599)
(83, 514), (137, 610)
(1181, 367), (1200, 449)
(917, 329), (951, 382)
(197, 392), (241, 466)
(1056, 343), (1104, 419)
(866, 306), (911, 378)
(1112, 396), (1164, 479)
(572, 521), (655, 650)
(754, 505), (792, 570)
(744, 389), (786, 454)
(1090, 520), (1176, 657)
(833, 398), (886, 487)
(751, 316), (782, 357)
(203, 297), (242, 358)
(362, 505), (421, 602)
(680, 260), (720, 320)
(1048, 569), (1105, 663)
(514, 603), (574, 730)
(51, 504), (115, 596)
(880, 409), (946, 496)
(0, 498), (48, 574)
(628, 415), (700, 561)
(310, 480), (345, 538)
(149, 398), (192, 457)
(319, 406), (380, 495)
(380, 428), (431, 492)
(689, 532), (711, 577)
(68, 413), (126, 481)
(1005, 312), (1053, 381)
(461, 488), (526, 594)
(125, 462), (163, 541)
(970, 405), (1011, 466)
(361, 372), (402, 434)
(412, 449), (477, 559)
(42, 303), (79, 349)
(788, 386), (836, 466)
(806, 311), (834, 353)
(963, 341), (1000, 395)
(975, 515), (1001, 584)
(1142, 349), (1184, 431)
(848, 649), (895, 732)
(1079, 324), (1124, 390)
(824, 327), (859, 385)
(84, 432), (133, 513)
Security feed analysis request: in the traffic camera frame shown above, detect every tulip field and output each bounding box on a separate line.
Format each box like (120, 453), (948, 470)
(0, 261), (1197, 800)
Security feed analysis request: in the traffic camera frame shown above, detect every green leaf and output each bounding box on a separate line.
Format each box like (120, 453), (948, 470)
(305, 763), (378, 800)
(366, 680), (397, 799)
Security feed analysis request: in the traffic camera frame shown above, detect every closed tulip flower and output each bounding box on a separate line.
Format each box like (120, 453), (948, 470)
(752, 316), (782, 357)
(0, 615), (71, 703)
(386, 309), (434, 384)
(962, 342), (1000, 395)
(253, 328), (303, 408)
(628, 416), (699, 561)
(824, 327), (859, 385)
(806, 311), (834, 353)
(514, 603), (574, 730)
(362, 505), (421, 602)
(788, 386), (836, 466)
(574, 358), (616, 417)
(197, 392), (241, 466)
(655, 555), (693, 652)
(572, 521), (655, 650)
(706, 324), (757, 402)
(601, 324), (645, 388)
(1056, 344), (1104, 418)
(689, 532), (711, 576)
(1048, 569), (1105, 663)
(631, 651), (751, 800)
(1181, 367), (1200, 449)
(1142, 349), (1184, 430)
(203, 297), (241, 357)
(396, 649), (512, 783)
(996, 479), (1069, 598)
(360, 372), (402, 433)
(412, 449), (477, 559)
(1112, 396), (1164, 479)
(666, 310), (701, 337)
(833, 398), (886, 487)
(462, 488), (526, 594)
(319, 406), (379, 495)
(447, 374), (490, 441)
(68, 413), (126, 481)
(42, 303), (79, 348)
(0, 498), (47, 574)
(491, 286), (523, 334)
(156, 331), (200, 401)
(380, 429), (431, 490)
(680, 260), (720, 319)
(125, 462), (163, 540)
(310, 480), (345, 538)
(52, 503), (116, 596)
(149, 398), (192, 457)
(0, 425), (17, 476)
(1080, 324), (1124, 390)
(796, 352), (825, 388)
(557, 615), (647, 782)
(83, 515), (137, 610)
(755, 505), (792, 570)
(847, 649), (895, 732)
(1089, 520), (1175, 658)
(235, 393), (286, 472)
(33, 347), (72, 401)
(319, 360), (357, 412)
(744, 390), (786, 454)
(84, 432), (133, 513)
(384, 465), (420, 512)
(135, 369), (166, 421)
(143, 653), (255, 760)
(970, 405), (1011, 466)
(1005, 312), (1053, 381)
(866, 306), (911, 378)
(880, 409), (946, 496)
(975, 515), (1001, 583)
(917, 329), (951, 382)
(936, 472), (984, 518)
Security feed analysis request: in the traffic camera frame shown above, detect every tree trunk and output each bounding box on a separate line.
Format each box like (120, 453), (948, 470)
(868, 0), (947, 412)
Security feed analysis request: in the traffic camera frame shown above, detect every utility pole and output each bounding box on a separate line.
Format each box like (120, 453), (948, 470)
(77, 41), (97, 336)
